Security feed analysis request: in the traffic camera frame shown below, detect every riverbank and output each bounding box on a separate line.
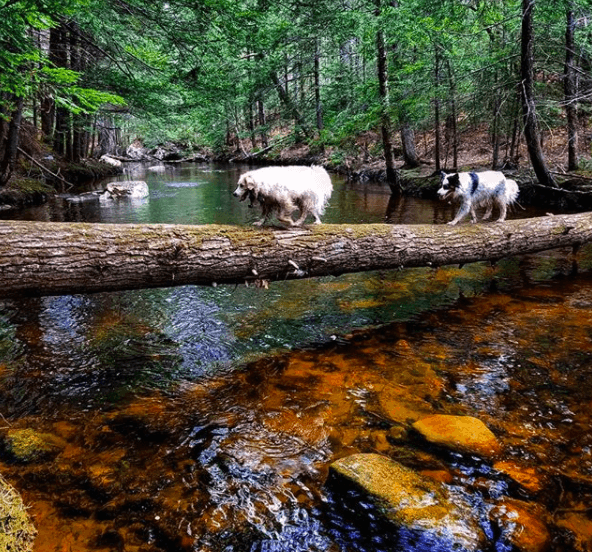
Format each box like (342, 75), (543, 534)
(7, 122), (592, 211)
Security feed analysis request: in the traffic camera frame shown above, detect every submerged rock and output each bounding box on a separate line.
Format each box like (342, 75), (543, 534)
(329, 453), (485, 551)
(3, 428), (65, 463)
(412, 414), (502, 458)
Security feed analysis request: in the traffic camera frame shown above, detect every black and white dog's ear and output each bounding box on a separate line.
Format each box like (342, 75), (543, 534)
(440, 171), (447, 179)
(448, 173), (461, 188)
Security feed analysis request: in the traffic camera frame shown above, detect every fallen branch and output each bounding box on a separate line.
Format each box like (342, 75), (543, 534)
(17, 147), (74, 190)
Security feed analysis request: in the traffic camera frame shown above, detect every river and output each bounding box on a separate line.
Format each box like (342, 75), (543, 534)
(0, 162), (591, 552)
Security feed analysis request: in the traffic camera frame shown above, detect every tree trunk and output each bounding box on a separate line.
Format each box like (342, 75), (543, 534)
(314, 38), (324, 132)
(434, 45), (442, 173)
(0, 213), (591, 297)
(446, 58), (458, 171)
(400, 123), (420, 168)
(39, 28), (54, 138)
(269, 70), (310, 139)
(564, 3), (578, 171)
(0, 95), (23, 187)
(257, 98), (268, 148)
(375, 15), (400, 194)
(520, 0), (556, 186)
(52, 22), (69, 157)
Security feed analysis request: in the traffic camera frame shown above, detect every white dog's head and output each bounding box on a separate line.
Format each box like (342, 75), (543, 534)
(233, 173), (258, 203)
(437, 172), (461, 202)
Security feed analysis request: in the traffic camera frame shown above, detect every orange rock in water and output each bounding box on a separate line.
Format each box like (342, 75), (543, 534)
(329, 453), (485, 551)
(492, 499), (551, 552)
(412, 414), (502, 458)
(493, 461), (545, 494)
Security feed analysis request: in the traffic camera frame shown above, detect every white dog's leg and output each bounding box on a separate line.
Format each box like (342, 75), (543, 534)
(482, 205), (493, 220)
(252, 205), (270, 226)
(276, 211), (297, 227)
(292, 209), (311, 226)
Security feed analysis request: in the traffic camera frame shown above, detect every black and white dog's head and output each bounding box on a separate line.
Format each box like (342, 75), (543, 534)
(437, 172), (461, 202)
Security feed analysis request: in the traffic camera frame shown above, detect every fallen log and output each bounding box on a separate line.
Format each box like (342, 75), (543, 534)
(1, 212), (592, 297)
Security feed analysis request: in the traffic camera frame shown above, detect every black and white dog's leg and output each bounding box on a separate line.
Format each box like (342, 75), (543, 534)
(497, 201), (508, 222)
(481, 204), (493, 220)
(449, 202), (471, 225)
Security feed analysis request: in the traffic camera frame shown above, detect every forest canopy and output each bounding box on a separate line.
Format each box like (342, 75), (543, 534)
(1, 0), (592, 186)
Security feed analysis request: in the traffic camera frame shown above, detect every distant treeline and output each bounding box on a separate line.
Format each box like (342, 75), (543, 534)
(0, 0), (590, 187)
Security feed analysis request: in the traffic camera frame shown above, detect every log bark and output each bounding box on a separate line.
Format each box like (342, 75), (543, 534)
(1, 213), (592, 297)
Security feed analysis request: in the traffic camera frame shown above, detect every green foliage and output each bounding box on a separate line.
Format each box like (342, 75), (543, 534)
(2, 0), (592, 159)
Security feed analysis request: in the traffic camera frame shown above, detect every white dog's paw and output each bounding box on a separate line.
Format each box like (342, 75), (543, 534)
(447, 221), (458, 226)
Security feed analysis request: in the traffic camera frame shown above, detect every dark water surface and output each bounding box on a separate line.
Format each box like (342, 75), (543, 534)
(1, 163), (591, 551)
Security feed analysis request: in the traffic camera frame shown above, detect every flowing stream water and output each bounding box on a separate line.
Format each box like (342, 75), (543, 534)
(0, 163), (591, 551)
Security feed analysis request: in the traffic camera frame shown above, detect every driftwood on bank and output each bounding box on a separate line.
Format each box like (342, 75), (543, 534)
(1, 212), (592, 297)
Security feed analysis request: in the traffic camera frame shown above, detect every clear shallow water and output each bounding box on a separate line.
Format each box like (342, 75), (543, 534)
(0, 163), (591, 551)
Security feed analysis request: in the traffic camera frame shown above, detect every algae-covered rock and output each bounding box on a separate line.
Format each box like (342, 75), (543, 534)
(412, 414), (502, 458)
(4, 428), (65, 463)
(0, 474), (36, 551)
(329, 453), (485, 551)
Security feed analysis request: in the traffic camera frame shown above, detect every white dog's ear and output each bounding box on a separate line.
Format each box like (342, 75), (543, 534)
(243, 175), (256, 190)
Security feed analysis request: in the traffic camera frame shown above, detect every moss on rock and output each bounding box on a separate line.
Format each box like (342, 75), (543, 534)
(0, 474), (36, 552)
(4, 428), (65, 463)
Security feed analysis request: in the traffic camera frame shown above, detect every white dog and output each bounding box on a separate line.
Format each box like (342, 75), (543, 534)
(437, 170), (519, 225)
(233, 165), (333, 227)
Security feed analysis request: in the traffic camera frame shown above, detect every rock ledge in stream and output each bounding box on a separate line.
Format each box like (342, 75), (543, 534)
(412, 414), (502, 458)
(329, 453), (485, 552)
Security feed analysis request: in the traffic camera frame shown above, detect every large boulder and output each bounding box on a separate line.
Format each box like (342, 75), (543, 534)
(329, 453), (485, 551)
(412, 414), (502, 458)
(102, 181), (149, 200)
(126, 142), (149, 160)
(99, 154), (122, 167)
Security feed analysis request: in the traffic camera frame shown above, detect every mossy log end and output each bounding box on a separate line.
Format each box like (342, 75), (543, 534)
(1, 212), (591, 297)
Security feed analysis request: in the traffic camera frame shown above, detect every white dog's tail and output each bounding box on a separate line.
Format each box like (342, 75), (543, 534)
(311, 166), (333, 214)
(505, 179), (519, 204)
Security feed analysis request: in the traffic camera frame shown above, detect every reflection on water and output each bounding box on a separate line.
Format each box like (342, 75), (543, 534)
(0, 163), (591, 551)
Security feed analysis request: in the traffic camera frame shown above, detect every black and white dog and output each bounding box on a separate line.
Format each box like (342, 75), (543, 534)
(437, 171), (519, 225)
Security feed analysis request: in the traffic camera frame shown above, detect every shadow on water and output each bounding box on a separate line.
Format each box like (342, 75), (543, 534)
(0, 164), (591, 551)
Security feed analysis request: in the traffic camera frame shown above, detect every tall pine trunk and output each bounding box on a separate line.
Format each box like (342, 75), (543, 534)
(564, 3), (578, 171)
(0, 96), (23, 187)
(314, 39), (323, 132)
(434, 45), (442, 173)
(51, 21), (69, 157)
(520, 0), (556, 186)
(375, 0), (400, 194)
